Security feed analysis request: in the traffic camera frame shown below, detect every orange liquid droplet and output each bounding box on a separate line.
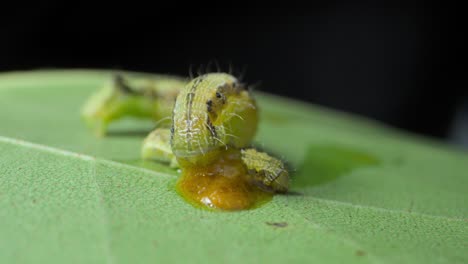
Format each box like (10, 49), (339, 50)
(176, 149), (272, 211)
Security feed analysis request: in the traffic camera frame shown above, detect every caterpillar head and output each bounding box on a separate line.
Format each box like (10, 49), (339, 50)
(241, 148), (289, 193)
(171, 73), (258, 165)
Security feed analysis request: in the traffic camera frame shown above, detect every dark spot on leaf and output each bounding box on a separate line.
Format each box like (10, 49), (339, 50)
(266, 222), (288, 228)
(355, 250), (366, 256)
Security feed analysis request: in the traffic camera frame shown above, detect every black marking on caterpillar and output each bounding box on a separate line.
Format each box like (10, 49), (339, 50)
(205, 116), (217, 139)
(206, 99), (213, 113)
(186, 92), (196, 118)
(215, 88), (226, 105)
(114, 75), (139, 95)
(170, 105), (176, 143)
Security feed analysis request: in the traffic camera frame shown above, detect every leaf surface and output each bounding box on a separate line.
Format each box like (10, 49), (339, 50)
(0, 70), (467, 263)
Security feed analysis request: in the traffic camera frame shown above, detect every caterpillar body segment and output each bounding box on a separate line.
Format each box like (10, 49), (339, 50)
(141, 128), (178, 168)
(81, 74), (186, 136)
(241, 148), (289, 193)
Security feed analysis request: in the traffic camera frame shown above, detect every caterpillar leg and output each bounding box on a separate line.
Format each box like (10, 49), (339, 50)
(141, 128), (179, 168)
(241, 148), (289, 193)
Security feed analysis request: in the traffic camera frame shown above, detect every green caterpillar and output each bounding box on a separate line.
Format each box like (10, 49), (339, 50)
(82, 72), (289, 209)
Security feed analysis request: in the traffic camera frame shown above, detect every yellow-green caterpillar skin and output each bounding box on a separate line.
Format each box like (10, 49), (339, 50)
(141, 129), (178, 168)
(171, 73), (258, 165)
(81, 74), (186, 136)
(241, 148), (289, 193)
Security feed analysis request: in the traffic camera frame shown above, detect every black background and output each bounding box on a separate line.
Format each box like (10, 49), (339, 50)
(0, 3), (462, 139)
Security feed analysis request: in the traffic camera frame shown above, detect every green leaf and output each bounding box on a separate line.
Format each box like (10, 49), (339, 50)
(0, 70), (467, 264)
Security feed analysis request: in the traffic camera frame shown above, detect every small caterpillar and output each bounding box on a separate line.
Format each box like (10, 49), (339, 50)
(241, 148), (289, 193)
(82, 72), (290, 209)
